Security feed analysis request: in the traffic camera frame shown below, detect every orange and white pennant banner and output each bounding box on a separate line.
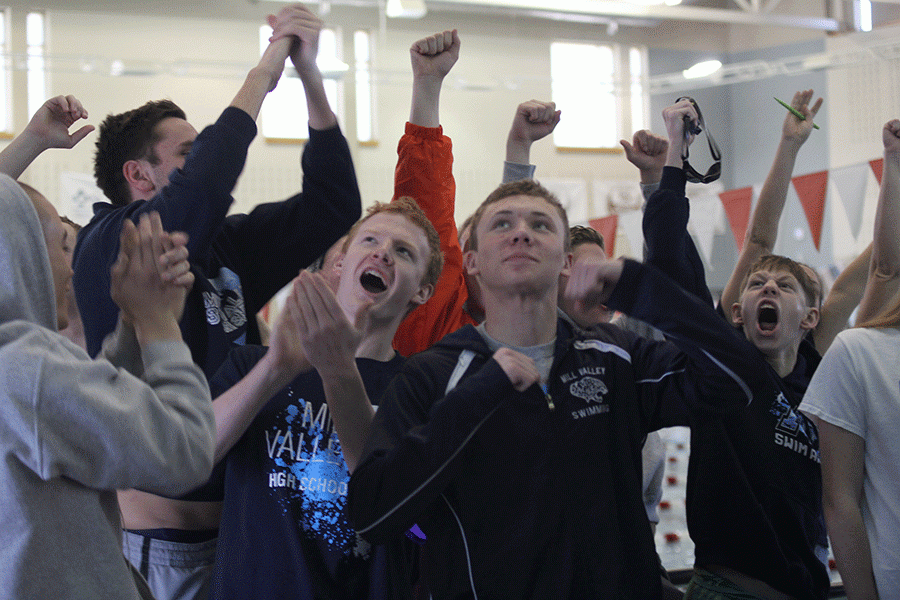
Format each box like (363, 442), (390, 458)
(791, 171), (828, 251)
(589, 215), (618, 259)
(718, 186), (754, 251)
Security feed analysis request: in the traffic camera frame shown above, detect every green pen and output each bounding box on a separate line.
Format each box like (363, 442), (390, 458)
(774, 97), (820, 129)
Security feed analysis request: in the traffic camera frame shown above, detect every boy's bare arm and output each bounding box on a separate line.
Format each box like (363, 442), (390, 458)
(817, 419), (879, 600)
(856, 118), (900, 324)
(720, 90), (822, 321)
(292, 271), (374, 473)
(0, 95), (93, 180)
(229, 23), (291, 121)
(505, 100), (561, 166)
(212, 279), (313, 461)
(814, 244), (871, 352)
(409, 29), (460, 128)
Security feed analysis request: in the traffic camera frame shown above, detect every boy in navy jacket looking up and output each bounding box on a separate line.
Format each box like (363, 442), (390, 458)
(348, 179), (763, 598)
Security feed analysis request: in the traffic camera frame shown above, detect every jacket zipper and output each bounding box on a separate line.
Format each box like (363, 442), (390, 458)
(540, 382), (555, 411)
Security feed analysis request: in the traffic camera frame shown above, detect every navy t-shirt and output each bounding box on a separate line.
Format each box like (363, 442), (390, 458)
(207, 345), (417, 599)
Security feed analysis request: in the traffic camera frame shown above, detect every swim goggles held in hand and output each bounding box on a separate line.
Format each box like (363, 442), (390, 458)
(676, 96), (721, 184)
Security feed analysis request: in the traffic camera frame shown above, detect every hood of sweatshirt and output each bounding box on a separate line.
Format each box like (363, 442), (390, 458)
(0, 174), (57, 331)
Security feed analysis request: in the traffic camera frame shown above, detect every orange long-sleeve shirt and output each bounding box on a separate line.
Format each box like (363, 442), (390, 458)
(392, 123), (475, 357)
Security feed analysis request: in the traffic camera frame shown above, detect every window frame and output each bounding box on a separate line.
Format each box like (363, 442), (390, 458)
(258, 25), (344, 143)
(550, 40), (649, 152)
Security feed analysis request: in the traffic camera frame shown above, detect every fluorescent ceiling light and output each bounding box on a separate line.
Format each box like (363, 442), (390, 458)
(683, 59), (722, 79)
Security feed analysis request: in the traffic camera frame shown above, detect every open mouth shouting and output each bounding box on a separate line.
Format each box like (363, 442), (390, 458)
(360, 268), (388, 294)
(757, 301), (779, 334)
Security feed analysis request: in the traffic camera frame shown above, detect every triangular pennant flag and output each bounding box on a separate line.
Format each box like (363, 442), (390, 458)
(831, 163), (870, 239)
(589, 215), (618, 258)
(718, 186), (753, 251)
(870, 158), (884, 185)
(792, 170), (828, 250)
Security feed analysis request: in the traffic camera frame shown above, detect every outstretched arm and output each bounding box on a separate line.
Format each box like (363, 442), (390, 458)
(271, 4), (337, 129)
(817, 419), (878, 600)
(230, 16), (291, 120)
(0, 95), (94, 179)
(505, 99), (561, 166)
(817, 120), (900, 350)
(211, 275), (313, 462)
(814, 245), (871, 353)
(409, 29), (460, 127)
(642, 100), (713, 304)
(856, 119), (900, 325)
(392, 30), (468, 356)
(229, 5), (360, 319)
(720, 90), (822, 320)
(621, 129), (668, 197)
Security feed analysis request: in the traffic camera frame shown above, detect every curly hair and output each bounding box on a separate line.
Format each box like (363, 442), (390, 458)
(94, 100), (186, 207)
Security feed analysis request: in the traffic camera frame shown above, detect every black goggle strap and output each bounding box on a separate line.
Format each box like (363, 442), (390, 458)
(676, 96), (721, 183)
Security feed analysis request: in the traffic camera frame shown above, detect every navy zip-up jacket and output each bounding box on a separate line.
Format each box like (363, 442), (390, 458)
(349, 259), (760, 599)
(642, 166), (829, 600)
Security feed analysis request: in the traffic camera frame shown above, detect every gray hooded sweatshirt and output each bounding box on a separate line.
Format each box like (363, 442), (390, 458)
(0, 174), (215, 599)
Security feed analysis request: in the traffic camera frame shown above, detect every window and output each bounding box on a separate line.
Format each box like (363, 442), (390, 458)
(859, 0), (872, 32)
(551, 41), (648, 149)
(26, 11), (46, 122)
(0, 8), (9, 132)
(354, 30), (374, 143)
(629, 47), (648, 140)
(259, 26), (344, 141)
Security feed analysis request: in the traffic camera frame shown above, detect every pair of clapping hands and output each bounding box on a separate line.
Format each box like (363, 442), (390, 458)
(110, 212), (193, 343)
(267, 271), (369, 382)
(112, 216), (366, 377)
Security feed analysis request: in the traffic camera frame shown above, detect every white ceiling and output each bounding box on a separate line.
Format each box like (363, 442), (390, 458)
(2, 0), (850, 31)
